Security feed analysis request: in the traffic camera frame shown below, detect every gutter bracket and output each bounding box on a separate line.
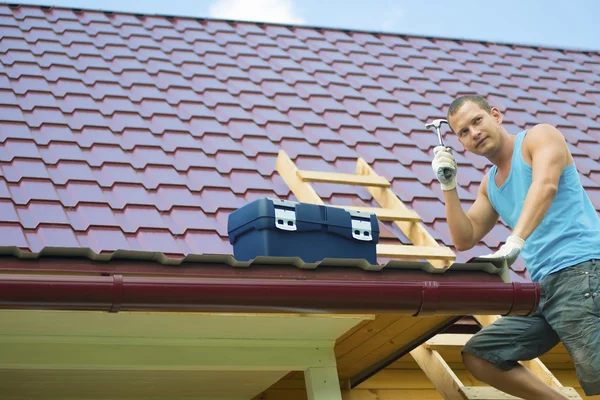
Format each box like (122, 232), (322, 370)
(110, 274), (123, 313)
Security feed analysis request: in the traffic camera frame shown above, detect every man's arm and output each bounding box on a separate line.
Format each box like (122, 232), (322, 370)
(443, 174), (499, 251)
(511, 124), (569, 241)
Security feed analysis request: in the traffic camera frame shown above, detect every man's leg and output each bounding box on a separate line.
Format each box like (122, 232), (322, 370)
(461, 314), (567, 400)
(462, 354), (567, 399)
(542, 260), (600, 397)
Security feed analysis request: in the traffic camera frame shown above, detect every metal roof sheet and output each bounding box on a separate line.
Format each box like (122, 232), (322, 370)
(1, 4), (600, 280)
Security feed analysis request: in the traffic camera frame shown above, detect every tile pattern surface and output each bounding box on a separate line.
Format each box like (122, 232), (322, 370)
(2, 5), (600, 279)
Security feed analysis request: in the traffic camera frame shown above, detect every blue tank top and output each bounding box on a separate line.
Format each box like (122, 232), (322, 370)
(487, 130), (600, 282)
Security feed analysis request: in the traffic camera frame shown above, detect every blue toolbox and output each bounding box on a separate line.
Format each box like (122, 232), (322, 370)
(227, 198), (380, 264)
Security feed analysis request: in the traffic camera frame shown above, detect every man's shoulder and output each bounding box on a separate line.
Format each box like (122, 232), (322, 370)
(523, 123), (564, 141)
(522, 123), (567, 153)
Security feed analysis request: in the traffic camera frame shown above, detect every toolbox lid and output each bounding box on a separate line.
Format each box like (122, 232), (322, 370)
(227, 197), (379, 245)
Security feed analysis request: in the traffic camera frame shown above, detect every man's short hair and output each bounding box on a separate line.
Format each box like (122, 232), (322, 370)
(447, 95), (492, 119)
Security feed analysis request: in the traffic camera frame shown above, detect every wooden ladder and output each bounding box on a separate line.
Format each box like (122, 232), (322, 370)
(275, 150), (579, 399)
(275, 150), (455, 268)
(410, 315), (581, 399)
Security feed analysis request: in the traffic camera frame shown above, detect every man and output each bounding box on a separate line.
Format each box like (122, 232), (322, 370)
(431, 95), (600, 399)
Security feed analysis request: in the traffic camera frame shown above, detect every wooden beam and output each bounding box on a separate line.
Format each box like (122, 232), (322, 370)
(2, 369), (290, 400)
(424, 333), (569, 390)
(424, 333), (471, 350)
(0, 339), (338, 371)
(276, 150), (324, 205)
(276, 151), (455, 267)
(411, 344), (579, 400)
(519, 359), (564, 389)
(0, 310), (367, 342)
(256, 388), (448, 400)
(423, 330), (575, 395)
(256, 371), (585, 400)
(336, 316), (451, 380)
(305, 366), (343, 400)
(355, 158), (453, 269)
(409, 345), (465, 400)
(334, 315), (404, 360)
(329, 205), (422, 222)
(297, 170), (391, 188)
(377, 244), (456, 261)
(460, 386), (581, 400)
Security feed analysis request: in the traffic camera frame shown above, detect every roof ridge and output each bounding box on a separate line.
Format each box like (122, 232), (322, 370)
(6, 2), (600, 53)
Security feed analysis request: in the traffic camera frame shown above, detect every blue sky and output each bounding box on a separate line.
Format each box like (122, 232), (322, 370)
(11, 0), (600, 51)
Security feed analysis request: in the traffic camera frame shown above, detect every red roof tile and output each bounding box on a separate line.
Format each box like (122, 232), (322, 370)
(2, 5), (600, 281)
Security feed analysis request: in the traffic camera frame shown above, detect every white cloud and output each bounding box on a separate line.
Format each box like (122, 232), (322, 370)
(381, 8), (404, 31)
(209, 0), (305, 25)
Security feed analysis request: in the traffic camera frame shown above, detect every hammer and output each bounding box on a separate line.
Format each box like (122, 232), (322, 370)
(425, 118), (449, 147)
(425, 119), (454, 181)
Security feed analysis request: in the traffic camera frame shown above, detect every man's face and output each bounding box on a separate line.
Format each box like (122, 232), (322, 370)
(448, 101), (503, 157)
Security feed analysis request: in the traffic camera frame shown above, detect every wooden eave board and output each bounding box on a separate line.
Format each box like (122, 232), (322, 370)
(0, 310), (370, 400)
(333, 314), (457, 380)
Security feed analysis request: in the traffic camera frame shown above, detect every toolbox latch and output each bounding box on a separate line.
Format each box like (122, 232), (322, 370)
(351, 218), (372, 241)
(273, 199), (297, 231)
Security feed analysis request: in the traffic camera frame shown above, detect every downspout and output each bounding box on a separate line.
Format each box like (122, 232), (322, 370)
(0, 273), (540, 316)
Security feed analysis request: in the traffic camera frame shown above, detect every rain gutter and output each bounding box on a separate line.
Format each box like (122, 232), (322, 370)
(0, 273), (539, 316)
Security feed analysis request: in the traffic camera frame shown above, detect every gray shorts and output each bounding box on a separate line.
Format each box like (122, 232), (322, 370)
(462, 259), (600, 396)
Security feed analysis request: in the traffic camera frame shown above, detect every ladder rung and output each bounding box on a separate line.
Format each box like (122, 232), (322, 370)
(426, 334), (570, 393)
(425, 333), (471, 350)
(297, 170), (391, 187)
(377, 244), (456, 260)
(330, 205), (421, 222)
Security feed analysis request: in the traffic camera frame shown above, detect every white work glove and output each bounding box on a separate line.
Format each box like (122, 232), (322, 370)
(432, 146), (457, 191)
(480, 235), (524, 266)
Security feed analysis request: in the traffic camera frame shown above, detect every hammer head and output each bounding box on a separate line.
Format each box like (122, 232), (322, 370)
(425, 118), (449, 147)
(425, 119), (449, 129)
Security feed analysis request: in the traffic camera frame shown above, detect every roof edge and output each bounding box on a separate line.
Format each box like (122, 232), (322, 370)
(0, 246), (508, 276)
(7, 2), (600, 53)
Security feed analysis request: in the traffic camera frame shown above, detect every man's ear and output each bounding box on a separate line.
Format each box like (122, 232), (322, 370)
(491, 107), (503, 124)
